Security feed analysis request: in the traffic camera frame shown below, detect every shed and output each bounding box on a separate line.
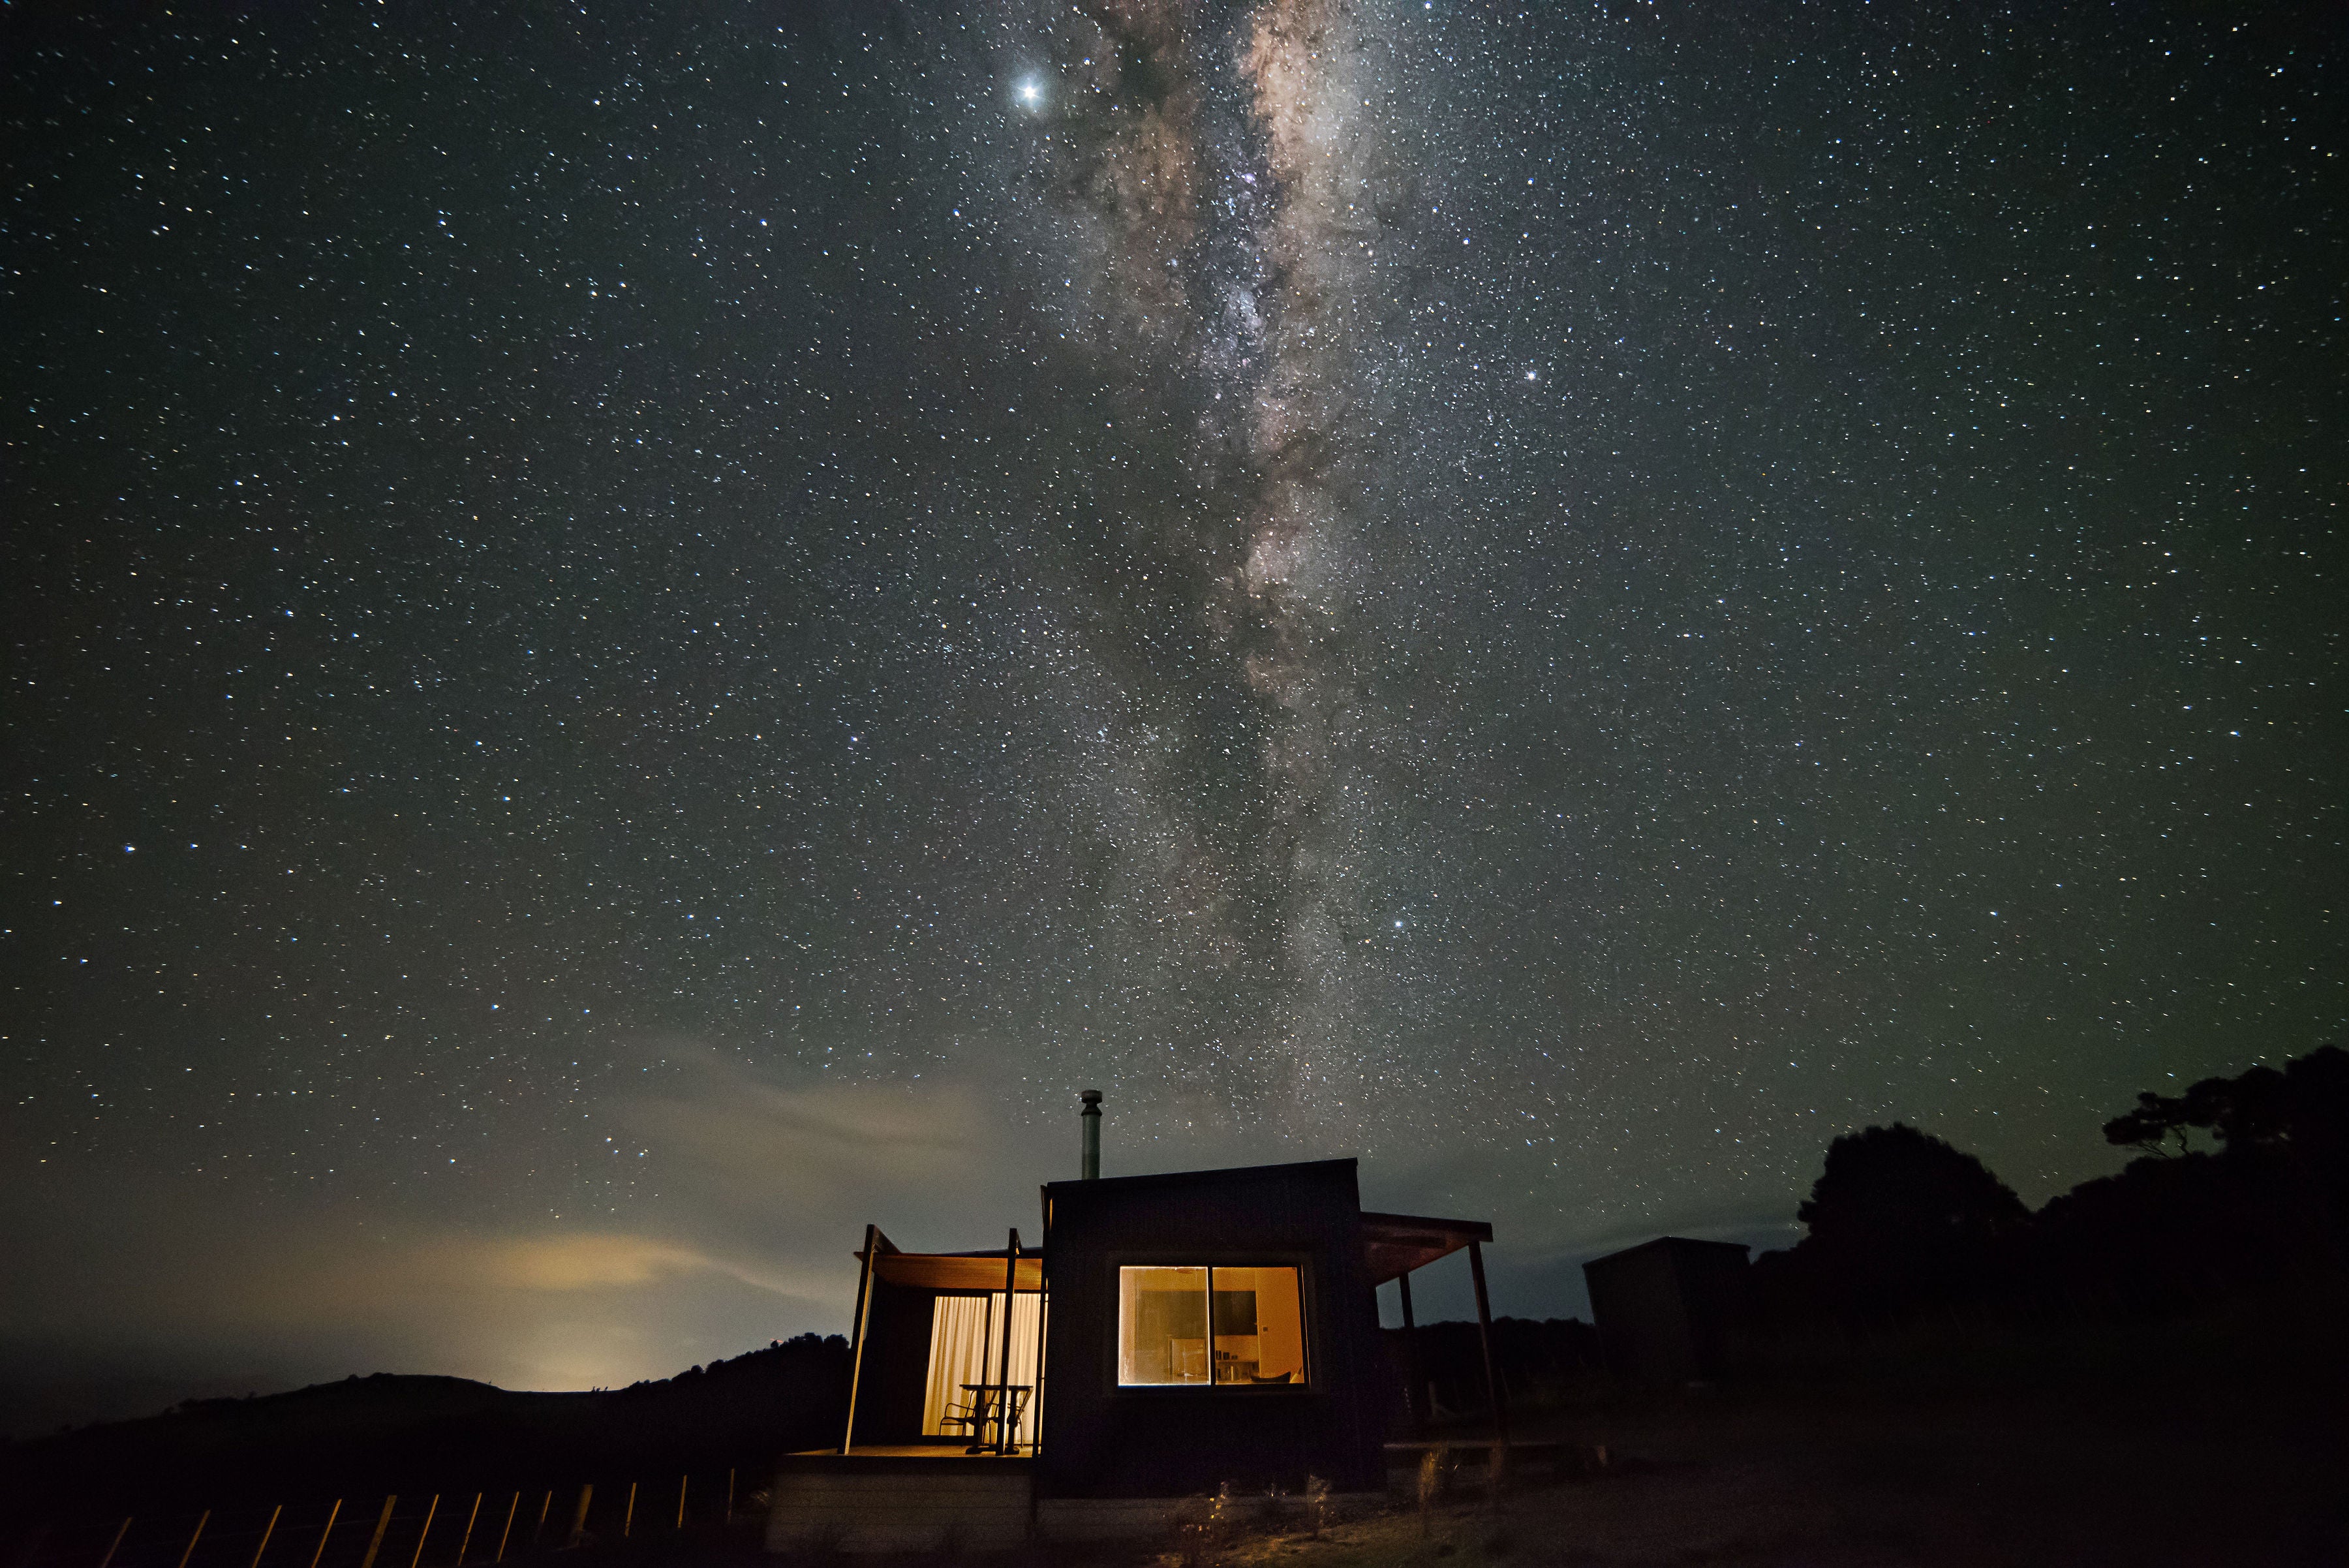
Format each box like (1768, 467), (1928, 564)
(1580, 1236), (1751, 1385)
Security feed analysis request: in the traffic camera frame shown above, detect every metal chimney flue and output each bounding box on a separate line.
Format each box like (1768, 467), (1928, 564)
(1079, 1090), (1102, 1180)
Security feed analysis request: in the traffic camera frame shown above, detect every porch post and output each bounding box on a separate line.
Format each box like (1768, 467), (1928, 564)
(838, 1223), (880, 1454)
(1396, 1268), (1432, 1434)
(1467, 1238), (1510, 1445)
(995, 1229), (1021, 1454)
(1031, 1188), (1052, 1463)
(1028, 1278), (1049, 1458)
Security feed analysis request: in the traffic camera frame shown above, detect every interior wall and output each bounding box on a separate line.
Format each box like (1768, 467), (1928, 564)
(1221, 1266), (1304, 1381)
(855, 1278), (938, 1444)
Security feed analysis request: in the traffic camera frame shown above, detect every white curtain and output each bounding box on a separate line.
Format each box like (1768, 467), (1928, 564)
(922, 1292), (1042, 1446)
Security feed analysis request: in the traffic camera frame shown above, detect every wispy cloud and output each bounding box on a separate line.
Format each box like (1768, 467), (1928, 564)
(0, 1060), (1069, 1406)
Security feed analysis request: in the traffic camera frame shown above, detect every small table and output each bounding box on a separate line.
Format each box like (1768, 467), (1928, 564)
(959, 1383), (1032, 1453)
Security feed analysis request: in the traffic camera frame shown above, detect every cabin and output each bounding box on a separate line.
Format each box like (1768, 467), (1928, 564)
(767, 1114), (1501, 1552)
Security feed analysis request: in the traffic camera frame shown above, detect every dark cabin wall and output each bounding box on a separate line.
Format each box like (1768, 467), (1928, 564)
(1584, 1246), (1700, 1384)
(1036, 1159), (1386, 1499)
(1583, 1238), (1751, 1385)
(854, 1280), (938, 1444)
(1671, 1244), (1754, 1377)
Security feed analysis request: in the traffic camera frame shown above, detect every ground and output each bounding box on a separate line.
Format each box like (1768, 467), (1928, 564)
(1214, 1391), (2343, 1567)
(1181, 1305), (2349, 1567)
(682, 1304), (2349, 1568)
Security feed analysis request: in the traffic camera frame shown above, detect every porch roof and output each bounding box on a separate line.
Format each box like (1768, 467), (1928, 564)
(856, 1238), (1044, 1291)
(1359, 1210), (1494, 1284)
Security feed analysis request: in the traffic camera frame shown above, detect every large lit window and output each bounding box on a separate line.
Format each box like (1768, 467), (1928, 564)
(1117, 1265), (1306, 1387)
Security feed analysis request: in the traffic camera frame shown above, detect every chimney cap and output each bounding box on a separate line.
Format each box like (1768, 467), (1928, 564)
(1079, 1089), (1103, 1107)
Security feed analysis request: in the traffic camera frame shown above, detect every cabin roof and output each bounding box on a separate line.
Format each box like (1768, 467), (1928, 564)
(1039, 1156), (1362, 1196)
(868, 1159), (1493, 1288)
(1584, 1235), (1752, 1270)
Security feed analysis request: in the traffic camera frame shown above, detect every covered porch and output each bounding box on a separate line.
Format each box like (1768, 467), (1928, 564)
(838, 1225), (1045, 1456)
(1361, 1210), (1509, 1440)
(767, 1227), (1045, 1553)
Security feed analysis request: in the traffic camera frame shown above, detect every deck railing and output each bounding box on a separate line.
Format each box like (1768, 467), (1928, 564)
(6, 1470), (755, 1568)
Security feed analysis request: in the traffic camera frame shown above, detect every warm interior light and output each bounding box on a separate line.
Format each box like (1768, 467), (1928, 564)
(1117, 1265), (1304, 1386)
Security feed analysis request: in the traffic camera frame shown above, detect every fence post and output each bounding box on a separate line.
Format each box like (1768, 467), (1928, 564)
(405, 1497), (438, 1568)
(723, 1471), (734, 1527)
(493, 1494), (518, 1564)
(563, 1487), (592, 1550)
(306, 1502), (343, 1568)
(529, 1494), (551, 1553)
(620, 1484), (634, 1540)
(97, 1520), (133, 1568)
(356, 1498), (397, 1568)
(673, 1477), (686, 1532)
(176, 1512), (212, 1568)
(455, 1495), (482, 1565)
(249, 1506), (283, 1568)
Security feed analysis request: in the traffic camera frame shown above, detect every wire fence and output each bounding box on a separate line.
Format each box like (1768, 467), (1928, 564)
(9, 1471), (750, 1568)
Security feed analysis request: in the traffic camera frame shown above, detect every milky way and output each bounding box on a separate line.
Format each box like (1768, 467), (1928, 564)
(1028, 0), (1413, 1107)
(3, 1), (2339, 1415)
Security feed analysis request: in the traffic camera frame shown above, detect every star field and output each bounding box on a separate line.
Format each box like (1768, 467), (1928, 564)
(2, 1), (2341, 1405)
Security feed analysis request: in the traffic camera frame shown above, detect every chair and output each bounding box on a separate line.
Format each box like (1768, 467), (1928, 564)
(996, 1387), (1032, 1447)
(937, 1394), (985, 1441)
(960, 1386), (1032, 1453)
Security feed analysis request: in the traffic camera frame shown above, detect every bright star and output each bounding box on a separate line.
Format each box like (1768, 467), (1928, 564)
(1018, 81), (1042, 106)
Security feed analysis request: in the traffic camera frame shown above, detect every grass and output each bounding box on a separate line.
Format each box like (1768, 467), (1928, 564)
(1182, 1299), (2349, 1567)
(743, 1300), (2348, 1567)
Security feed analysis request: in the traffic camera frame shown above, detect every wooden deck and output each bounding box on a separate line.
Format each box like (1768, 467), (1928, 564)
(788, 1445), (1033, 1461)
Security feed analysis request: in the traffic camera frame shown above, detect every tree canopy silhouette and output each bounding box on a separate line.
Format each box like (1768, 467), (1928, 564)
(2102, 1044), (2349, 1166)
(1797, 1122), (2029, 1246)
(1774, 1122), (2028, 1322)
(1756, 1047), (2349, 1336)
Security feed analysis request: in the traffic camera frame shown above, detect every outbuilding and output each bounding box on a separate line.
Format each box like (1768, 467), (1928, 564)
(1580, 1235), (1752, 1386)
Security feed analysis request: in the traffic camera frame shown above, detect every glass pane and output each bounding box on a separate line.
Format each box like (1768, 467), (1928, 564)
(1208, 1267), (1304, 1385)
(1118, 1266), (1210, 1385)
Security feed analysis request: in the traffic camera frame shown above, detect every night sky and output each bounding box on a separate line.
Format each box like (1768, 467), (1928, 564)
(4, 1), (2341, 1428)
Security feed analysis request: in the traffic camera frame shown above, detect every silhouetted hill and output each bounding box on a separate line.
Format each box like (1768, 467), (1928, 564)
(1381, 1315), (1603, 1418)
(0, 1336), (851, 1516)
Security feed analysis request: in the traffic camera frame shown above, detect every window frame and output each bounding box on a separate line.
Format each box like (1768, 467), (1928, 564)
(1106, 1255), (1316, 1394)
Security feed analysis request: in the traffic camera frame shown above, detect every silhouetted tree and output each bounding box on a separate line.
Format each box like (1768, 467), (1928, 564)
(1768, 1123), (2027, 1327)
(2055, 1044), (2349, 1307)
(1753, 1048), (2349, 1342)
(2104, 1045), (2348, 1168)
(1798, 1122), (2027, 1248)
